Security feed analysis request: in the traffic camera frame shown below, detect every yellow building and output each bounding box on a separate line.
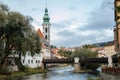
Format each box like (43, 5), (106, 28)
(104, 44), (116, 57)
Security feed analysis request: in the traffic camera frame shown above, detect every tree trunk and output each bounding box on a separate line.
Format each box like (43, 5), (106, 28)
(0, 57), (8, 74)
(16, 51), (25, 71)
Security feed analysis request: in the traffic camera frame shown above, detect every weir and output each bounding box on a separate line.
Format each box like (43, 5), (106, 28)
(74, 57), (81, 72)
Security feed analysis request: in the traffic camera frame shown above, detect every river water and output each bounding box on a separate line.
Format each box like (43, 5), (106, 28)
(5, 65), (100, 80)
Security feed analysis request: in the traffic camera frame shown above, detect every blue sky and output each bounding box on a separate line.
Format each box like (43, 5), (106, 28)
(1, 0), (115, 47)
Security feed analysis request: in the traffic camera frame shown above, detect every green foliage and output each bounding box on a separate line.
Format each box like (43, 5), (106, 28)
(116, 6), (120, 13)
(87, 77), (101, 80)
(85, 63), (100, 71)
(116, 6), (120, 20)
(23, 66), (45, 74)
(58, 49), (72, 58)
(24, 65), (30, 73)
(51, 45), (57, 49)
(71, 48), (99, 70)
(71, 48), (98, 58)
(87, 77), (94, 80)
(0, 67), (10, 75)
(82, 44), (96, 48)
(10, 71), (25, 77)
(0, 3), (9, 12)
(0, 3), (42, 73)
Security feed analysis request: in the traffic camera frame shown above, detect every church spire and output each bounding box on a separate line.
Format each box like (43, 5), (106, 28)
(42, 5), (50, 25)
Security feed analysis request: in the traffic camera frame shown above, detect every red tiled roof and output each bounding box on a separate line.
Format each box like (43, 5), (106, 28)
(51, 49), (57, 54)
(42, 44), (49, 49)
(51, 48), (61, 56)
(37, 28), (44, 38)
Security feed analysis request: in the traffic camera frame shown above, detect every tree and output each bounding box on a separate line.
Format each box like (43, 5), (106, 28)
(71, 48), (98, 58)
(0, 3), (41, 73)
(71, 48), (99, 70)
(116, 6), (120, 20)
(82, 44), (96, 49)
(51, 45), (57, 49)
(58, 49), (72, 58)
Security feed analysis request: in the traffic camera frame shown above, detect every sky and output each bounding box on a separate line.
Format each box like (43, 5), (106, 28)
(0, 0), (115, 48)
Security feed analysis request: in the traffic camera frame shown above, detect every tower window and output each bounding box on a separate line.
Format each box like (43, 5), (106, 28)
(45, 28), (47, 33)
(23, 60), (24, 63)
(45, 35), (47, 39)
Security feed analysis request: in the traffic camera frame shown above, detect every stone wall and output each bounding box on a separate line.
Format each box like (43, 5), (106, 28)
(100, 73), (120, 80)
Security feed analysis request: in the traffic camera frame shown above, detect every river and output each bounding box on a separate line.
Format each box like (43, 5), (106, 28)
(5, 65), (100, 80)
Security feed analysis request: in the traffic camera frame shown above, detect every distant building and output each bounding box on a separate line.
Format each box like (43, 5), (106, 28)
(103, 42), (117, 57)
(103, 46), (115, 57)
(60, 47), (76, 52)
(91, 41), (117, 58)
(91, 47), (105, 58)
(51, 48), (62, 59)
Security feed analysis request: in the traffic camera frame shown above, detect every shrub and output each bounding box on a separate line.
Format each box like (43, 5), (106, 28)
(0, 67), (10, 75)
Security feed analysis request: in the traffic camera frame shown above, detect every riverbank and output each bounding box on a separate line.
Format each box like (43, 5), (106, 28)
(0, 67), (46, 79)
(0, 65), (102, 80)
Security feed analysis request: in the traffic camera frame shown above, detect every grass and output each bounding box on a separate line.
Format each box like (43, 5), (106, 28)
(87, 77), (102, 80)
(0, 67), (46, 79)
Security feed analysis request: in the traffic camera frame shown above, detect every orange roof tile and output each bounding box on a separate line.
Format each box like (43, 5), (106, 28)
(37, 28), (44, 38)
(42, 44), (49, 49)
(51, 48), (61, 56)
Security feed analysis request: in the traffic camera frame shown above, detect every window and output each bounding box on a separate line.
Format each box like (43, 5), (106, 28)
(36, 60), (37, 63)
(14, 52), (16, 54)
(23, 60), (25, 63)
(45, 35), (47, 39)
(45, 28), (47, 33)
(28, 60), (30, 63)
(31, 60), (33, 63)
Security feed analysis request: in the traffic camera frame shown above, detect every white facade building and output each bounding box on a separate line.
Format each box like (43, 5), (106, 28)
(21, 51), (43, 68)
(41, 46), (51, 59)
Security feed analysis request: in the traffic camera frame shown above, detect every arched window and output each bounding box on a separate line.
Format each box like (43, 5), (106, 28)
(45, 28), (47, 33)
(48, 27), (49, 32)
(45, 35), (47, 39)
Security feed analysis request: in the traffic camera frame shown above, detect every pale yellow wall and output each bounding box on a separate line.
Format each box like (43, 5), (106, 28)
(104, 45), (116, 56)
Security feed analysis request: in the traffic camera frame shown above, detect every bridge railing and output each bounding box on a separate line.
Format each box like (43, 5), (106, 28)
(42, 58), (118, 64)
(42, 58), (74, 63)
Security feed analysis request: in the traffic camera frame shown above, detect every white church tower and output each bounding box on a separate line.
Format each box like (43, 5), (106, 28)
(42, 7), (51, 47)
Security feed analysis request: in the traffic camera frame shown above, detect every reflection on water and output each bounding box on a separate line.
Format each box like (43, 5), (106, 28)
(3, 65), (99, 80)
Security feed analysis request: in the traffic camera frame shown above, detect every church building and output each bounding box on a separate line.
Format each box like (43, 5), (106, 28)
(21, 7), (52, 68)
(37, 7), (51, 59)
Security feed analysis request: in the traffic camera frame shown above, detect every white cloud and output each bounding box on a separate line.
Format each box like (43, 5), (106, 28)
(2, 0), (115, 48)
